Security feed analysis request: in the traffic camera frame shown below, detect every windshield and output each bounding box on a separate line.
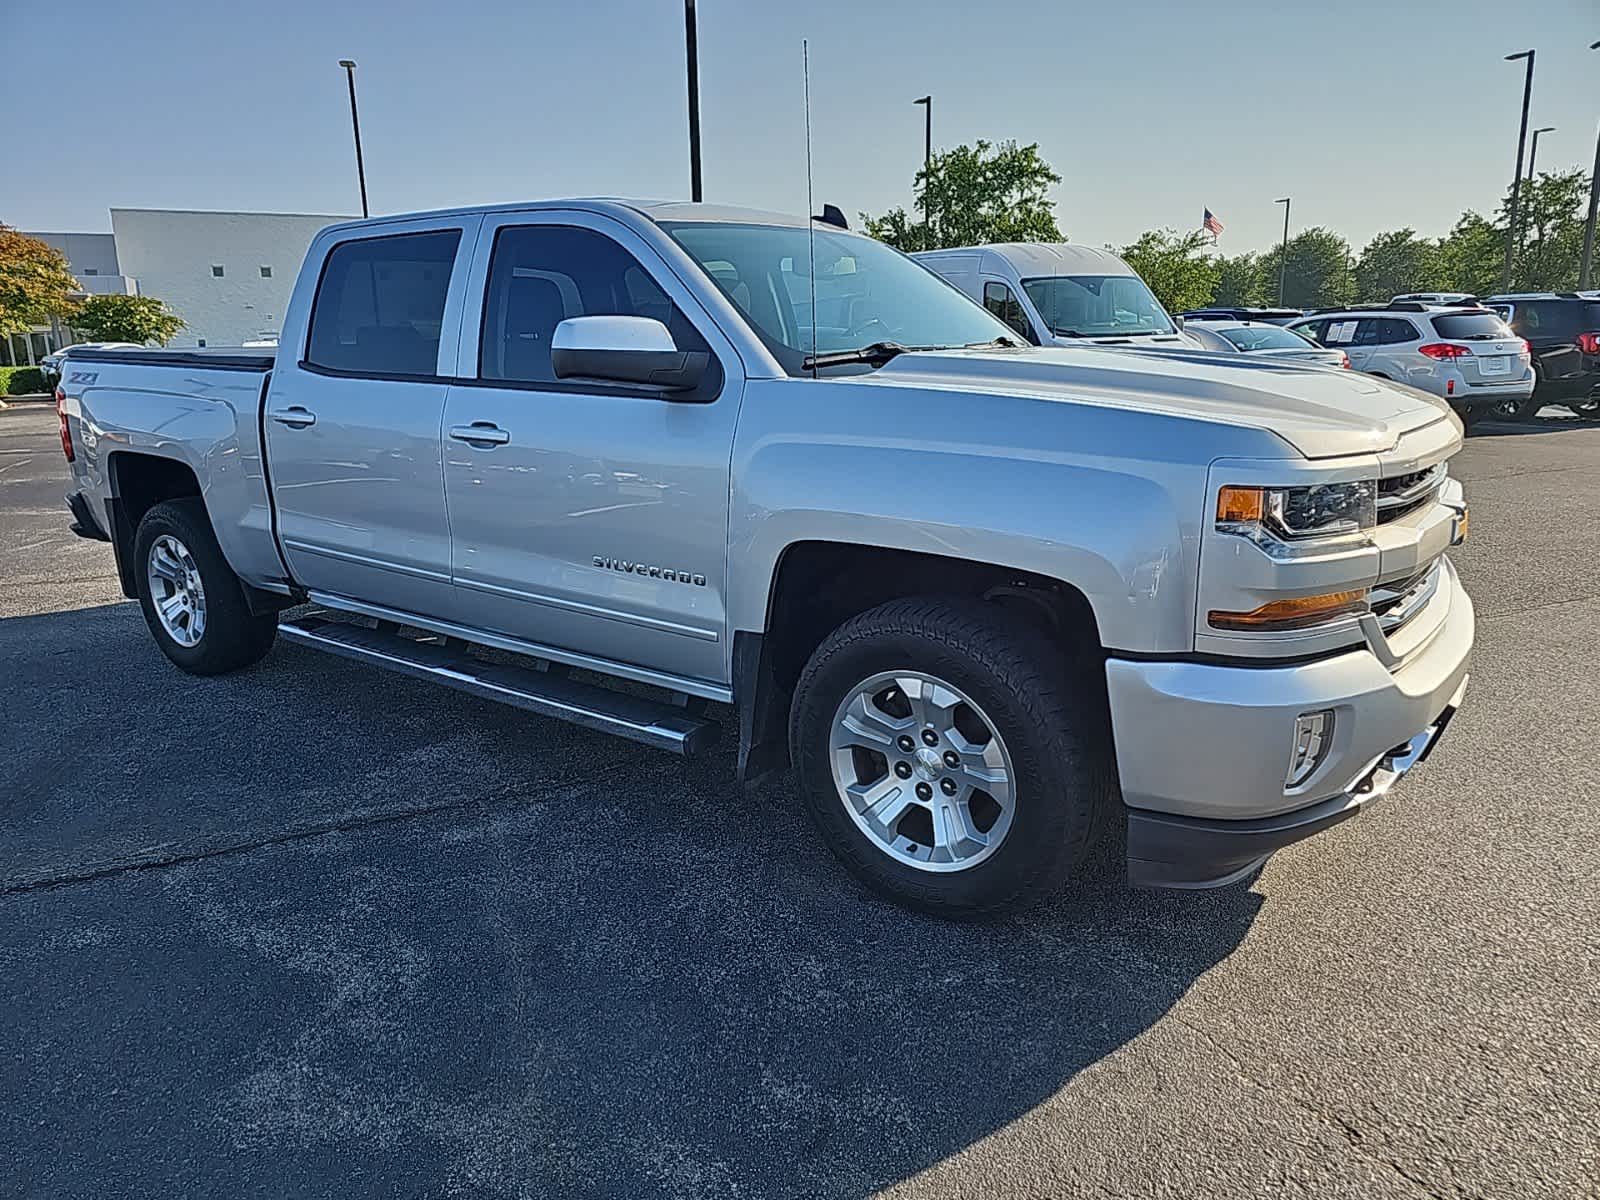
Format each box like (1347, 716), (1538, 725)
(661, 222), (1014, 376)
(1218, 324), (1317, 352)
(1430, 312), (1515, 340)
(1021, 274), (1175, 337)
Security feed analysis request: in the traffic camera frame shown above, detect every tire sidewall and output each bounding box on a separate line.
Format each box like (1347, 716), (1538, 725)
(793, 616), (1089, 914)
(133, 500), (270, 674)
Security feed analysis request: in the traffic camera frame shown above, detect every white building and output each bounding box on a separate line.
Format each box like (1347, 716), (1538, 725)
(9, 207), (348, 364)
(110, 208), (346, 347)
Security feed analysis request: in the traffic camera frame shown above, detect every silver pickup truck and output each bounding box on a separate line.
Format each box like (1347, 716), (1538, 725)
(57, 199), (1473, 916)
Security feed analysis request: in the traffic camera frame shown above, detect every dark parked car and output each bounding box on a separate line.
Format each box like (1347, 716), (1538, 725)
(1483, 293), (1600, 419)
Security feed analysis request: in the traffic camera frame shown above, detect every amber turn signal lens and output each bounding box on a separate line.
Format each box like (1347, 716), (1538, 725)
(1216, 485), (1264, 524)
(1209, 589), (1369, 632)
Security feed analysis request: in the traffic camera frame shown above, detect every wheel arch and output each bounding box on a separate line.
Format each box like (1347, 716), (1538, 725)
(733, 540), (1105, 782)
(105, 451), (204, 599)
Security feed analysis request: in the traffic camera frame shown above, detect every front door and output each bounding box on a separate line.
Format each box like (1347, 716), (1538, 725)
(441, 212), (743, 688)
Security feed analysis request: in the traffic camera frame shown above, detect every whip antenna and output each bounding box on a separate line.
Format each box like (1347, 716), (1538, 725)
(803, 39), (818, 379)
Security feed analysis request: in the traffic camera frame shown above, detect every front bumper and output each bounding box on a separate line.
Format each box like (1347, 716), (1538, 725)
(1125, 678), (1465, 887)
(1107, 556), (1474, 887)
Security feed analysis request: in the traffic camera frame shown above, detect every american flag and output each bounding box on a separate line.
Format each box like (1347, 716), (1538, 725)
(1203, 208), (1225, 238)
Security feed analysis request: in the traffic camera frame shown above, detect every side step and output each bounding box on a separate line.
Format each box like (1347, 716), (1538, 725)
(279, 616), (720, 756)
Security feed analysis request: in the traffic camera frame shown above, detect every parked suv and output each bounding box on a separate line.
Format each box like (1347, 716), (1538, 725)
(1482, 293), (1600, 419)
(1288, 304), (1531, 427)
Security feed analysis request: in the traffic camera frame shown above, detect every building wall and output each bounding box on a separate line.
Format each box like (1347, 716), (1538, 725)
(26, 231), (120, 277)
(110, 209), (347, 347)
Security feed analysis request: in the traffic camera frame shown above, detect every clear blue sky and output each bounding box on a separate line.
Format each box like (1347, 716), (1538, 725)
(7, 0), (1596, 256)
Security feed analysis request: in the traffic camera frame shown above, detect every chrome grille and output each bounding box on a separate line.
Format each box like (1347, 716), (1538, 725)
(1377, 463), (1447, 524)
(1371, 561), (1441, 635)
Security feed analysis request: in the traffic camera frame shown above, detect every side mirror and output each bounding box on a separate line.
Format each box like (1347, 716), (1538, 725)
(1173, 314), (1185, 330)
(551, 316), (708, 392)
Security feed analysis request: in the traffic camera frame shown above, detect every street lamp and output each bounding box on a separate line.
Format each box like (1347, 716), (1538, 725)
(1581, 40), (1600, 289)
(338, 59), (368, 219)
(1275, 197), (1291, 306)
(913, 96), (932, 244)
(1502, 49), (1536, 291)
(684, 0), (703, 202)
(1527, 125), (1555, 182)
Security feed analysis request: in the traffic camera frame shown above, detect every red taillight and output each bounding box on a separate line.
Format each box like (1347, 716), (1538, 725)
(1577, 332), (1600, 355)
(55, 387), (73, 462)
(1417, 342), (1470, 361)
(1340, 352), (1351, 369)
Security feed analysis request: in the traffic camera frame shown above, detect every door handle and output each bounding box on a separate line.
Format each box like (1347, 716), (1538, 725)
(449, 423), (510, 446)
(269, 406), (316, 428)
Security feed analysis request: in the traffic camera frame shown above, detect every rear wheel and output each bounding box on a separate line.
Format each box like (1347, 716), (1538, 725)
(134, 499), (277, 675)
(790, 597), (1114, 917)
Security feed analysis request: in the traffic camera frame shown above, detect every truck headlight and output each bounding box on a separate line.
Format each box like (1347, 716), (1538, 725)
(1217, 480), (1377, 551)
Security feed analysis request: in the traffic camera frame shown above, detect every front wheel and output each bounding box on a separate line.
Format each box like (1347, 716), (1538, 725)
(134, 498), (277, 675)
(790, 597), (1114, 917)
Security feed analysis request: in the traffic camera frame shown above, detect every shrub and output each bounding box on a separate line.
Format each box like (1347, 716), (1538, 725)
(0, 366), (49, 396)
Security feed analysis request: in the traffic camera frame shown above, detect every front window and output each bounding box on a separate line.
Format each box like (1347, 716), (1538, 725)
(1218, 324), (1317, 352)
(661, 222), (1014, 376)
(1021, 274), (1175, 337)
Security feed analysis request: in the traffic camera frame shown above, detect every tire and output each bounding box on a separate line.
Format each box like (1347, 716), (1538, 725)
(133, 498), (277, 675)
(790, 596), (1115, 917)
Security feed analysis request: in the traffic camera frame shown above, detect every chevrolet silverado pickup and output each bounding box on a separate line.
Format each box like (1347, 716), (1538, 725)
(57, 199), (1474, 915)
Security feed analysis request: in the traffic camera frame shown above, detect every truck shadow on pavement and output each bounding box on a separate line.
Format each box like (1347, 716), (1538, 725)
(3, 603), (1263, 1199)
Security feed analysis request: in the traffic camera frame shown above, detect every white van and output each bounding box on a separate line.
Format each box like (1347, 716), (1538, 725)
(915, 243), (1199, 350)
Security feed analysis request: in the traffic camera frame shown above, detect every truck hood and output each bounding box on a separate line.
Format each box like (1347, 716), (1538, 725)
(854, 344), (1453, 459)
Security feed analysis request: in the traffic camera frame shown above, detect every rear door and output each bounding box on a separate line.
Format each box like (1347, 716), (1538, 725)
(264, 217), (480, 616)
(1370, 317), (1422, 380)
(440, 210), (744, 688)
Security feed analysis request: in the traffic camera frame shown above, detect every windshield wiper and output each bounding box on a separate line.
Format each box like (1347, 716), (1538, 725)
(802, 341), (913, 370)
(962, 336), (1023, 349)
(1052, 327), (1169, 339)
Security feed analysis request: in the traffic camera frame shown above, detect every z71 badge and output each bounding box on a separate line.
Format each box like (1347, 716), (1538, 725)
(593, 557), (706, 586)
(67, 371), (99, 385)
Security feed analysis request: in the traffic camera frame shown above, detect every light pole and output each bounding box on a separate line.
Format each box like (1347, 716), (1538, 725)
(685, 0), (703, 202)
(338, 60), (368, 218)
(1502, 49), (1536, 291)
(1581, 40), (1600, 290)
(1275, 197), (1291, 306)
(914, 96), (932, 245)
(1527, 125), (1555, 183)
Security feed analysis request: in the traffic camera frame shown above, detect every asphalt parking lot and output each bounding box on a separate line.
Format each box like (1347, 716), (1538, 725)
(3, 397), (1598, 1199)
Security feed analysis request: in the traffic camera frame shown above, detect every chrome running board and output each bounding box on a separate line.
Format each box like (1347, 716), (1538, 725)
(279, 615), (720, 756)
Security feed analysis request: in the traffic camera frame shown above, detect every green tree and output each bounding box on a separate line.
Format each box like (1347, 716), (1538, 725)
(1115, 229), (1220, 313)
(71, 294), (184, 345)
(1509, 168), (1588, 291)
(1212, 253), (1264, 307)
(1437, 211), (1502, 296)
(1353, 228), (1445, 303)
(0, 225), (80, 337)
(1255, 227), (1353, 309)
(862, 140), (1063, 252)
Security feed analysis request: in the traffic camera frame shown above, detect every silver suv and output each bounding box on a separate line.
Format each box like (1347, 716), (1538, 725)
(1288, 304), (1532, 427)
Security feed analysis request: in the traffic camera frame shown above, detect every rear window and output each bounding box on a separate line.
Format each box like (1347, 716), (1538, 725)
(1217, 324), (1314, 351)
(306, 230), (461, 376)
(1430, 312), (1514, 341)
